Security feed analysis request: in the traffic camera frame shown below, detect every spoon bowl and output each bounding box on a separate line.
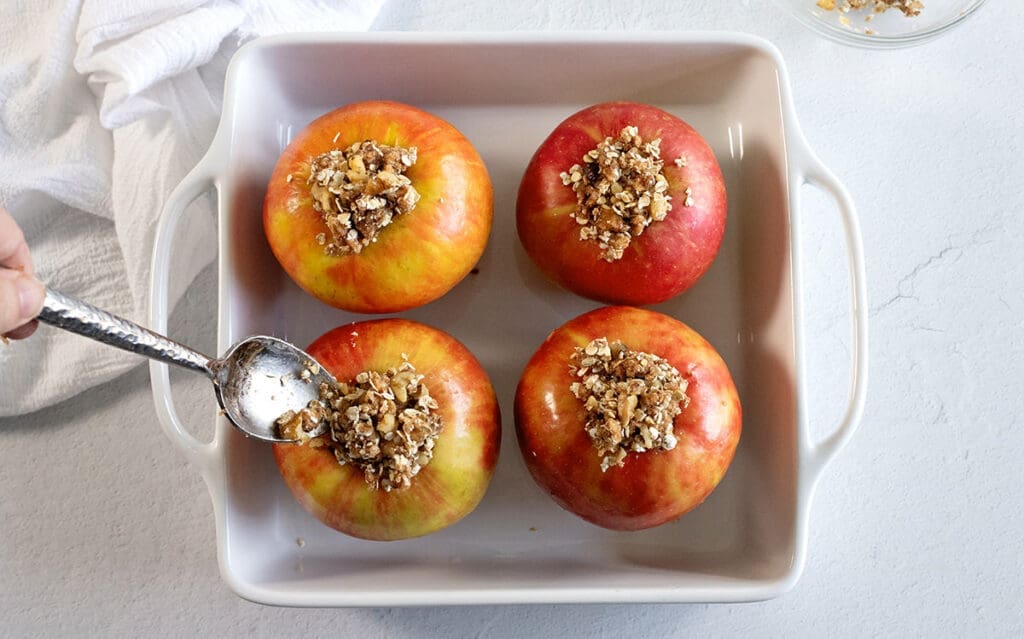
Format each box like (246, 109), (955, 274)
(212, 336), (336, 442)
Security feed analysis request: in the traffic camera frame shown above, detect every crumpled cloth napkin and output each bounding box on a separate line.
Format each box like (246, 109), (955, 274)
(0, 0), (385, 417)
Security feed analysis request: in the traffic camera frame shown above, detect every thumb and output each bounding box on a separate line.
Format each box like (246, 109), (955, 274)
(0, 274), (45, 336)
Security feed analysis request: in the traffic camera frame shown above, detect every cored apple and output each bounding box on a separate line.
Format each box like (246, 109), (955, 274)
(515, 306), (740, 531)
(273, 319), (500, 541)
(264, 100), (493, 313)
(516, 101), (726, 306)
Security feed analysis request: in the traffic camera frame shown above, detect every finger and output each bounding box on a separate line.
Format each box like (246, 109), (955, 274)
(0, 208), (33, 274)
(3, 319), (38, 340)
(0, 274), (45, 336)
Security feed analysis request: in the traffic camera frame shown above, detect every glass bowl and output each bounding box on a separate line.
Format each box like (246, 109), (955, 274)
(774, 0), (988, 48)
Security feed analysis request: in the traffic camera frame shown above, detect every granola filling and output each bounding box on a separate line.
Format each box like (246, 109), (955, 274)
(816, 0), (923, 17)
(274, 360), (326, 444)
(276, 402), (327, 445)
(569, 337), (690, 472)
(560, 125), (689, 262)
(306, 140), (420, 256)
(275, 357), (443, 492)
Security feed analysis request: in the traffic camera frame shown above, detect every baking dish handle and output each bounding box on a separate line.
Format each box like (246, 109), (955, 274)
(148, 161), (219, 473)
(793, 144), (869, 483)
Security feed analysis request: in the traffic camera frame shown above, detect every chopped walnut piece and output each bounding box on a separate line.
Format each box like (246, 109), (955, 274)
(569, 337), (690, 472)
(273, 360), (329, 442)
(275, 356), (443, 492)
(560, 126), (690, 262)
(819, 0), (924, 17)
(275, 400), (328, 444)
(307, 140), (420, 256)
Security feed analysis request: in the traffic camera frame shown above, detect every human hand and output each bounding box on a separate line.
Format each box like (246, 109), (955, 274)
(1, 207), (45, 340)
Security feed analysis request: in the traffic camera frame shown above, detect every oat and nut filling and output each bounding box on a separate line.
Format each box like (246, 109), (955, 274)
(305, 139), (420, 256)
(274, 360), (326, 444)
(816, 0), (923, 17)
(275, 356), (443, 492)
(569, 337), (690, 472)
(560, 125), (691, 262)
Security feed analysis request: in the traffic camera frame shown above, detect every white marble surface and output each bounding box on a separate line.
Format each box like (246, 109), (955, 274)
(2, 2), (1022, 636)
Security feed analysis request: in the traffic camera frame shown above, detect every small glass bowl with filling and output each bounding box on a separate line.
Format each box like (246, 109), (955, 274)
(773, 0), (988, 48)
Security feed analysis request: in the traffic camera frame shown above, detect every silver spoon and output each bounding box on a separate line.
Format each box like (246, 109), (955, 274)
(36, 288), (335, 443)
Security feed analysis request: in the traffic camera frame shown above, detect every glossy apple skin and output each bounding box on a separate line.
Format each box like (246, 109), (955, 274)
(273, 319), (501, 541)
(515, 306), (740, 531)
(264, 101), (493, 313)
(516, 102), (726, 306)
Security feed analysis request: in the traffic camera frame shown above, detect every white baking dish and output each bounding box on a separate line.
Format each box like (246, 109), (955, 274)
(148, 32), (868, 606)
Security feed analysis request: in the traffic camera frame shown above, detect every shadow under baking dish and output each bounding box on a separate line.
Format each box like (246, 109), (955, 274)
(210, 34), (800, 605)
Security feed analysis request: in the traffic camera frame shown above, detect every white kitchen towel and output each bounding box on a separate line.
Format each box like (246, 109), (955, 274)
(0, 0), (385, 417)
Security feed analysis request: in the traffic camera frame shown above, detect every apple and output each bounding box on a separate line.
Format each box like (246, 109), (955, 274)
(264, 100), (493, 314)
(514, 306), (740, 531)
(273, 319), (501, 541)
(516, 101), (726, 306)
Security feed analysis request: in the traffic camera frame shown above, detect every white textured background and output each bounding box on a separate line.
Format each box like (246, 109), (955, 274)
(2, 2), (1022, 636)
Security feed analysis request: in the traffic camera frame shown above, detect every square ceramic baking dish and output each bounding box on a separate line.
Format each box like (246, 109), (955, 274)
(148, 32), (868, 606)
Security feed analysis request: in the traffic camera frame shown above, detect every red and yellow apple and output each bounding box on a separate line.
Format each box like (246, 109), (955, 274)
(264, 100), (493, 313)
(273, 319), (501, 541)
(516, 101), (727, 306)
(515, 306), (740, 531)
